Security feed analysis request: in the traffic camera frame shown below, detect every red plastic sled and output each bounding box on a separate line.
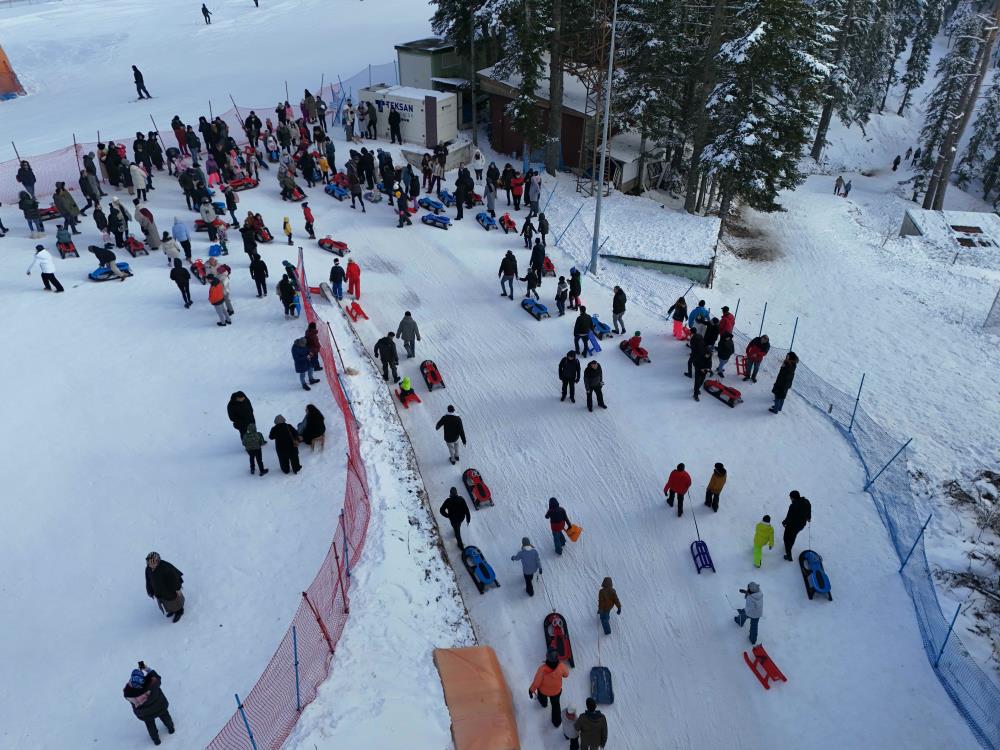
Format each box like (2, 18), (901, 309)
(56, 241), (79, 259)
(228, 176), (259, 191)
(735, 355), (747, 376)
(703, 379), (742, 407)
(744, 645), (787, 690)
(544, 612), (575, 668)
(462, 468), (493, 510)
(318, 237), (350, 256)
(499, 213), (517, 234)
(125, 236), (148, 257)
(346, 301), (368, 321)
(396, 389), (421, 409)
(419, 360), (445, 391)
(542, 256), (556, 277)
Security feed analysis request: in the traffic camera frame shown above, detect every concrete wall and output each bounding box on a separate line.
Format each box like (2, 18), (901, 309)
(602, 254), (713, 285)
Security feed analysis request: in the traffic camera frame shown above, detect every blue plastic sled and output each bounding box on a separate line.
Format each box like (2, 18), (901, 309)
(587, 330), (603, 353)
(591, 314), (613, 339)
(418, 196), (445, 214)
(421, 213), (451, 230)
(799, 550), (832, 600)
(461, 546), (499, 594)
(521, 297), (550, 320)
(437, 189), (456, 207)
(208, 244), (224, 257)
(591, 666), (614, 705)
(324, 183), (349, 201)
(476, 212), (497, 231)
(88, 262), (133, 281)
(212, 200), (226, 215)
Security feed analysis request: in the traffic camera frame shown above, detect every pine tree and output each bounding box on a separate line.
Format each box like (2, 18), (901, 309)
(701, 0), (828, 231)
(897, 0), (943, 115)
(957, 70), (1000, 194)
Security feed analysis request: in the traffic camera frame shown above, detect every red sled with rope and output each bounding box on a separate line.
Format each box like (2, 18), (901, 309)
(419, 360), (445, 390)
(462, 468), (493, 510)
(228, 176), (258, 192)
(499, 213), (517, 234)
(317, 237), (349, 256)
(702, 379), (742, 407)
(125, 236), (148, 257)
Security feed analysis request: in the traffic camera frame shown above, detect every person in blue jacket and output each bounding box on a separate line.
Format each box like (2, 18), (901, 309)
(171, 217), (192, 260)
(511, 537), (542, 596)
(292, 337), (320, 391)
(688, 299), (710, 330)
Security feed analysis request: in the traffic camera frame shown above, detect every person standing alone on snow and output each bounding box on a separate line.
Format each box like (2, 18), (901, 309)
(545, 497), (572, 556)
(611, 285), (627, 334)
(435, 404), (466, 465)
(597, 577), (622, 635)
(145, 552), (184, 622)
(558, 350), (580, 403)
(132, 65), (151, 99)
(769, 351), (798, 413)
(26, 245), (64, 292)
(123, 664), (175, 745)
(704, 462), (727, 512)
(753, 515), (774, 567)
(439, 487), (471, 549)
(201, 3), (212, 23)
(663, 463), (692, 517)
(396, 311), (421, 358)
(511, 537), (541, 596)
(781, 490), (811, 560)
(734, 581), (763, 644)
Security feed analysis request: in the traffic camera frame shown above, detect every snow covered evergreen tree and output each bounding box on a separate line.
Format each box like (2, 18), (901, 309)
(957, 69), (1000, 197)
(701, 0), (828, 230)
(897, 0), (944, 114)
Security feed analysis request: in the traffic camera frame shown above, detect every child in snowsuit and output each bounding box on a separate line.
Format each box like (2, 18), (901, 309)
(704, 462), (727, 512)
(345, 258), (361, 298)
(398, 376), (415, 400)
(753, 515), (774, 567)
(625, 331), (647, 359)
(521, 217), (536, 249)
(302, 203), (315, 239)
(555, 276), (568, 316)
(242, 423), (269, 476)
(283, 216), (293, 245)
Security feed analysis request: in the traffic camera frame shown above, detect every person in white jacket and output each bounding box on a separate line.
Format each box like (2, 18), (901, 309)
(129, 161), (151, 202)
(199, 198), (219, 242)
(734, 581), (763, 644)
(471, 149), (486, 182)
(26, 244), (64, 292)
(160, 232), (181, 266)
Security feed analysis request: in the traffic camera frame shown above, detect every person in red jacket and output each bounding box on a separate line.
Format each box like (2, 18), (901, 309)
(719, 305), (735, 335)
(663, 462), (692, 517)
(345, 258), (361, 298)
(301, 202), (316, 239)
(743, 334), (771, 383)
(529, 648), (571, 728)
(510, 173), (525, 211)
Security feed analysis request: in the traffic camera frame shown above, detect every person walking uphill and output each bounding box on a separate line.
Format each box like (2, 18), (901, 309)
(753, 515), (774, 568)
(396, 311), (421, 358)
(123, 664), (175, 745)
(439, 487), (471, 549)
(663, 463), (692, 517)
(132, 65), (151, 99)
(268, 415), (302, 474)
(734, 582), (763, 644)
(769, 351), (798, 413)
(435, 404), (466, 465)
(611, 286), (627, 334)
(781, 490), (811, 560)
(529, 649), (571, 728)
(26, 245), (64, 292)
(145, 552), (184, 622)
(373, 332), (400, 383)
(574, 698), (608, 750)
(170, 259), (192, 307)
(511, 537), (541, 596)
(597, 577), (622, 635)
(545, 498), (573, 555)
(704, 462), (727, 512)
(558, 350), (580, 403)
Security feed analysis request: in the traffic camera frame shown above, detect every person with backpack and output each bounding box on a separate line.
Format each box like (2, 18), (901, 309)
(169, 259), (191, 307)
(529, 649), (571, 728)
(743, 334), (770, 383)
(435, 404), (466, 465)
(511, 537), (541, 596)
(439, 487), (471, 549)
(144, 552), (184, 622)
(611, 286), (627, 334)
(781, 490), (811, 560)
(249, 253), (268, 297)
(753, 515), (774, 568)
(663, 463), (692, 517)
(545, 497), (572, 556)
(123, 663), (175, 744)
(770, 351), (798, 413)
(241, 423), (269, 476)
(667, 296), (688, 339)
(704, 463), (727, 512)
(597, 577), (622, 635)
(558, 350), (580, 403)
(268, 415), (302, 474)
(734, 582), (763, 644)
(583, 360), (605, 412)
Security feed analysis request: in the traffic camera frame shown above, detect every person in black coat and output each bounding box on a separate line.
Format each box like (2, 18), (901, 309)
(227, 391), (255, 435)
(373, 332), (400, 383)
(573, 306), (594, 358)
(439, 487), (471, 548)
(123, 665), (174, 744)
(89, 243), (128, 279)
(435, 404), (467, 464)
(781, 490), (811, 559)
(300, 151), (317, 188)
(132, 65), (151, 99)
(692, 346), (713, 401)
(498, 251), (518, 299)
(249, 254), (268, 297)
(715, 331), (736, 377)
(529, 240), (545, 281)
(703, 317), (720, 350)
(268, 415), (302, 474)
(169, 259), (192, 307)
(685, 329), (705, 378)
(144, 552), (184, 622)
(770, 352), (798, 414)
(240, 222), (258, 256)
(558, 351), (581, 403)
(388, 109), (402, 144)
(277, 275), (297, 317)
(612, 286), (627, 334)
(583, 360), (606, 411)
(568, 269), (582, 310)
(299, 404), (326, 448)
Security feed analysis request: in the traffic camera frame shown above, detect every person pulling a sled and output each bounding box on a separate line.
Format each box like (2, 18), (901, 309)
(529, 648), (571, 728)
(511, 537), (542, 596)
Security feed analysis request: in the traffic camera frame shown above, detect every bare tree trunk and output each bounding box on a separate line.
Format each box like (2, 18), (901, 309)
(635, 133), (647, 194)
(896, 83), (913, 115)
(545, 0), (563, 175)
(811, 0), (853, 161)
(683, 0), (726, 213)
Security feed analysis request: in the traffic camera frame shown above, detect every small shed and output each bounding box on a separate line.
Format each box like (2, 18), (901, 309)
(396, 38), (462, 90)
(607, 131), (667, 194)
(357, 84), (457, 149)
(900, 208), (1000, 251)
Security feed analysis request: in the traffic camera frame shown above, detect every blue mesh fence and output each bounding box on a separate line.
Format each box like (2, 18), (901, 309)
(541, 186), (1000, 749)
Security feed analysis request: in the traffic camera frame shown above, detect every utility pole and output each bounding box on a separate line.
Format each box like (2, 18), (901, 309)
(588, 0), (619, 274)
(470, 6), (478, 146)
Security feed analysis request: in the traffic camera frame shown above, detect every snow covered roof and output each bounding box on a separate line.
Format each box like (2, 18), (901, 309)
(902, 209), (1000, 250)
(395, 38), (454, 53)
(430, 77), (470, 88)
(359, 84), (453, 101)
(476, 57), (591, 118)
(606, 131), (666, 165)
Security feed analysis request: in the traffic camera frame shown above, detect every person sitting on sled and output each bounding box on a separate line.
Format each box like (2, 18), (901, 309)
(626, 331), (648, 359)
(399, 376), (415, 400)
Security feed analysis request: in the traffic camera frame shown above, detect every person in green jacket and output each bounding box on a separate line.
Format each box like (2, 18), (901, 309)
(241, 423), (269, 477)
(753, 515), (774, 568)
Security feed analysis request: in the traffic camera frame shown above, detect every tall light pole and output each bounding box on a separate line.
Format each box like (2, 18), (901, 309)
(588, 0), (619, 274)
(470, 7), (478, 146)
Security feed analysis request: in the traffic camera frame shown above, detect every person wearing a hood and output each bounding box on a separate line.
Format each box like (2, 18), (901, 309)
(574, 698), (608, 750)
(15, 160), (37, 198)
(283, 216), (293, 245)
(544, 498), (572, 556)
(753, 515), (774, 568)
(511, 537), (542, 596)
(79, 169), (101, 213)
(439, 487), (471, 549)
(735, 582), (763, 644)
(90, 243), (128, 280)
(529, 649), (571, 728)
(292, 337), (320, 390)
(663, 463), (692, 517)
(241, 422), (269, 476)
(597, 577), (622, 635)
(562, 704), (581, 750)
(53, 182), (83, 233)
(208, 277), (230, 325)
(136, 201), (160, 249)
(161, 232), (181, 265)
(227, 391), (254, 435)
(770, 351), (798, 413)
(144, 552), (184, 622)
(472, 149), (486, 181)
(781, 490), (811, 560)
(19, 190), (44, 237)
(299, 404), (326, 449)
(345, 258), (361, 298)
(26, 245), (64, 292)
(396, 311), (421, 358)
(268, 415), (302, 474)
(704, 462), (727, 512)
(169, 259), (192, 307)
(123, 664), (174, 744)
(537, 212), (549, 246)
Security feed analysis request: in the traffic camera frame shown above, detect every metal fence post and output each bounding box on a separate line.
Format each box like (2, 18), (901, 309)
(898, 514), (932, 573)
(341, 510), (351, 579)
(758, 302), (768, 336)
(864, 437), (913, 491)
(733, 297), (740, 319)
(543, 183), (558, 212)
(554, 204), (584, 247)
(789, 316), (799, 351)
(235, 693), (258, 750)
(334, 546), (350, 614)
(292, 625), (302, 712)
(934, 603), (962, 667)
(848, 373), (866, 432)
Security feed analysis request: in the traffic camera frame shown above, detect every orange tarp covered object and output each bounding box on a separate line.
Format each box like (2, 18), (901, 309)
(0, 46), (25, 97)
(434, 646), (520, 750)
